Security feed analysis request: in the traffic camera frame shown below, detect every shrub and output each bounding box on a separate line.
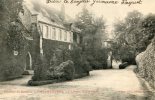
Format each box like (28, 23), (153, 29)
(32, 55), (48, 81)
(84, 48), (109, 69)
(47, 60), (75, 80)
(70, 46), (92, 75)
(0, 54), (24, 81)
(63, 60), (75, 80)
(90, 60), (103, 69)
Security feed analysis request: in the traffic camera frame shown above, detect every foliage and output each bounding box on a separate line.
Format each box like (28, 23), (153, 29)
(138, 14), (155, 50)
(32, 43), (91, 81)
(47, 60), (75, 80)
(113, 11), (142, 63)
(70, 45), (91, 74)
(113, 11), (155, 63)
(7, 21), (26, 51)
(87, 49), (108, 69)
(32, 55), (48, 81)
(75, 7), (106, 48)
(140, 14), (155, 37)
(0, 0), (26, 81)
(0, 0), (24, 51)
(0, 0), (23, 32)
(0, 56), (24, 80)
(74, 7), (108, 69)
(0, 0), (23, 20)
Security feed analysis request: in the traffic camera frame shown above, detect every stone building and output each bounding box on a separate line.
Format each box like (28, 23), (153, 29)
(19, 2), (81, 72)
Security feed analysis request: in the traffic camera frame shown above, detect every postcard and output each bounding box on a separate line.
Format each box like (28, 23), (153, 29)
(0, 0), (155, 100)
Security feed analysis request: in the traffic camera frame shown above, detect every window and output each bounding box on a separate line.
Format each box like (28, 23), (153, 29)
(66, 31), (68, 41)
(52, 27), (56, 40)
(50, 27), (52, 39)
(48, 27), (51, 39)
(71, 32), (73, 42)
(59, 29), (62, 41)
(46, 26), (48, 38)
(39, 24), (43, 33)
(64, 31), (67, 41)
(41, 25), (43, 33)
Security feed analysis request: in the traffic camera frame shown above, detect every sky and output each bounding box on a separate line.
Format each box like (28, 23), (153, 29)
(25, 0), (155, 38)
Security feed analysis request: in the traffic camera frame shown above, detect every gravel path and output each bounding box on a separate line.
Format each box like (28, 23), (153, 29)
(0, 68), (151, 100)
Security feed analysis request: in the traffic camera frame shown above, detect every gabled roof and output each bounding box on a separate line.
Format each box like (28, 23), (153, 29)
(23, 0), (72, 29)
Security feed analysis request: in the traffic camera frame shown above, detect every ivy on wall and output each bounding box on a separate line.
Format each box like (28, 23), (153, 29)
(7, 20), (26, 52)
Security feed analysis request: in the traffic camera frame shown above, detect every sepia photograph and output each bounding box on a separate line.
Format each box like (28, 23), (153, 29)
(0, 0), (155, 99)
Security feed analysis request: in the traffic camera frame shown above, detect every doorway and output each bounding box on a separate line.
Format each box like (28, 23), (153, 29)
(25, 52), (32, 70)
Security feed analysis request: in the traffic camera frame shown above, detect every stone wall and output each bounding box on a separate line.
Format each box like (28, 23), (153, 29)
(136, 39), (155, 88)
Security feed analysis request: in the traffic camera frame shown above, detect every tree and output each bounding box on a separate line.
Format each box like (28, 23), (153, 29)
(113, 11), (143, 63)
(139, 14), (155, 46)
(75, 7), (108, 69)
(0, 0), (24, 52)
(75, 7), (106, 49)
(0, 0), (24, 80)
(113, 11), (155, 63)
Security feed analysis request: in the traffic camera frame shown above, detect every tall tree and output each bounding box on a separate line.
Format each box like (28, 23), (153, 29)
(74, 7), (108, 69)
(0, 0), (24, 80)
(113, 10), (143, 63)
(75, 7), (106, 50)
(0, 0), (24, 52)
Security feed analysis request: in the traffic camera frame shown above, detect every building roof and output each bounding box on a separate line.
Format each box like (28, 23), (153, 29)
(23, 0), (73, 29)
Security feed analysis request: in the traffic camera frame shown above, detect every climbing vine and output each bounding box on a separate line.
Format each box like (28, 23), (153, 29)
(7, 20), (26, 51)
(0, 0), (25, 51)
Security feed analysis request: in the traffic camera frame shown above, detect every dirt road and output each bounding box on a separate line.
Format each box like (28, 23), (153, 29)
(0, 68), (152, 100)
